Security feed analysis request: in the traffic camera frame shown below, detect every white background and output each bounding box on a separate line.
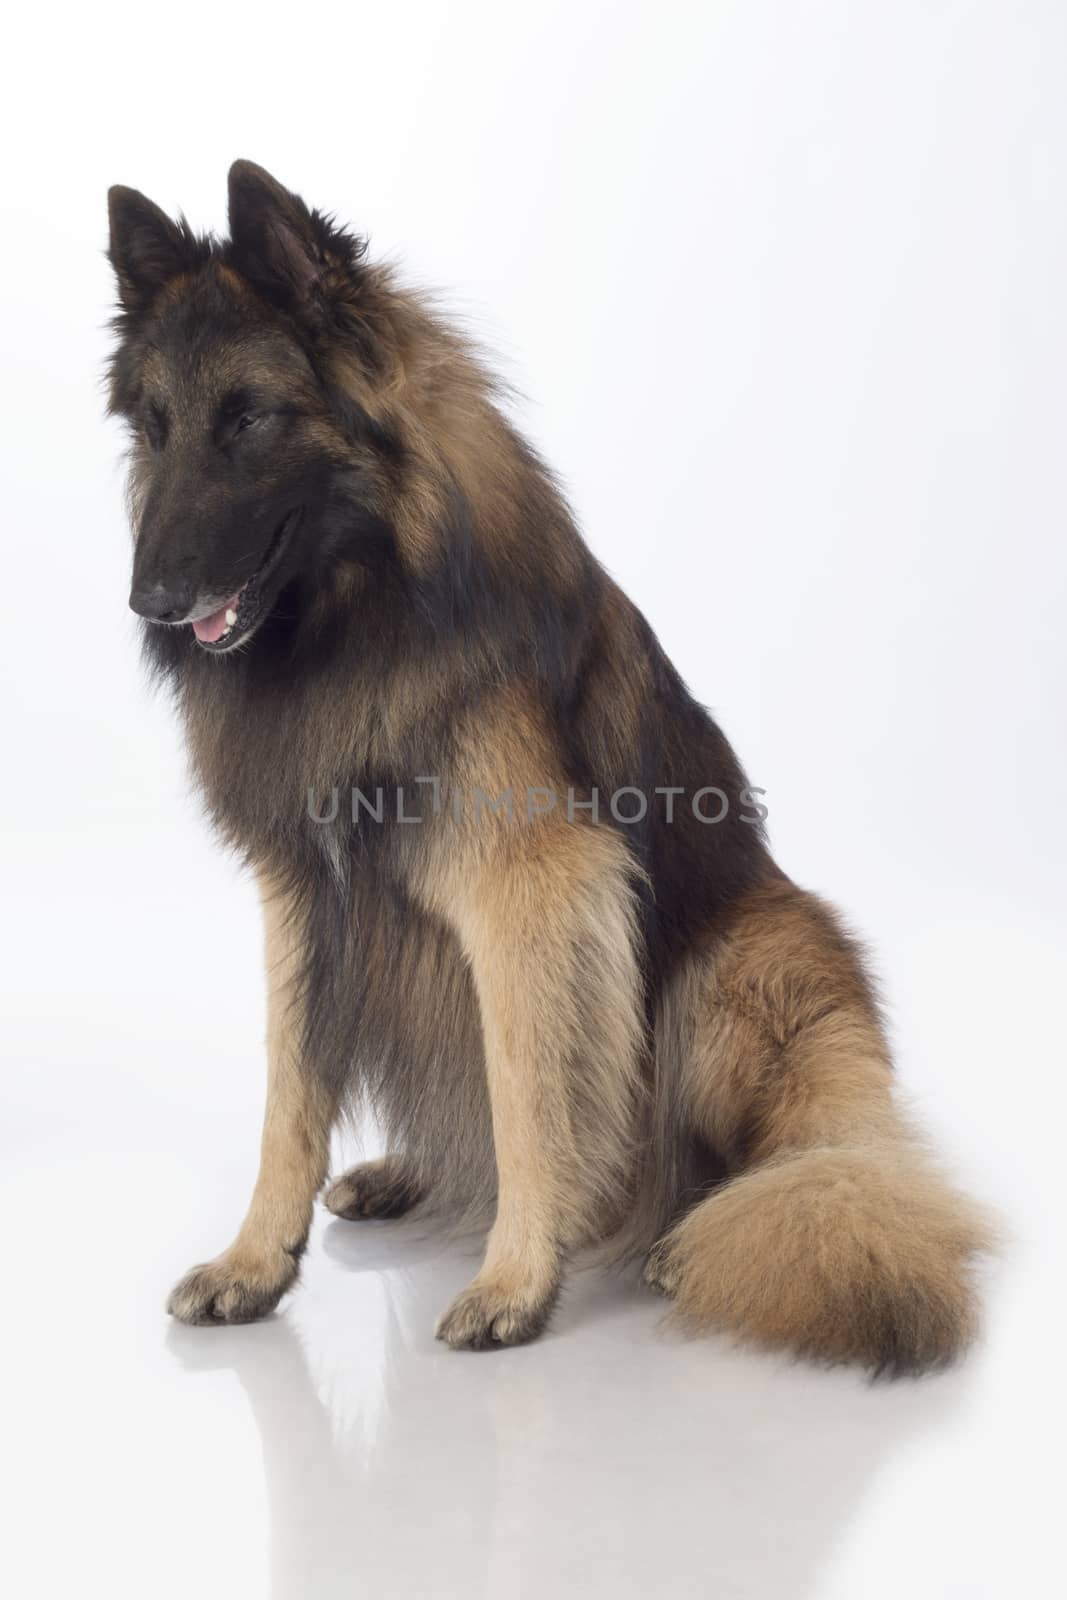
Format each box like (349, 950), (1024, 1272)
(1, 3), (1064, 1597)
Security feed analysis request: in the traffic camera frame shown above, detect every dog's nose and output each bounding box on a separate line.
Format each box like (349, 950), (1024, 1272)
(129, 580), (194, 623)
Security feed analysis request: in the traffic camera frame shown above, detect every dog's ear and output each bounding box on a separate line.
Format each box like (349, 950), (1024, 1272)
(227, 159), (364, 312)
(227, 160), (324, 303)
(108, 187), (197, 313)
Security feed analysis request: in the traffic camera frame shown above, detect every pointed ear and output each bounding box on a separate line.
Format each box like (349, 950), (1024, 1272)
(108, 186), (197, 313)
(227, 160), (326, 306)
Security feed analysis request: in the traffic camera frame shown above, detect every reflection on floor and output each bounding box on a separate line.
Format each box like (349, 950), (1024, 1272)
(166, 1216), (982, 1600)
(3, 907), (1057, 1598)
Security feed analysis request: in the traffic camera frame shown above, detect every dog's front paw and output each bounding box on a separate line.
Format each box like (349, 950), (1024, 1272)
(166, 1249), (298, 1326)
(435, 1271), (559, 1351)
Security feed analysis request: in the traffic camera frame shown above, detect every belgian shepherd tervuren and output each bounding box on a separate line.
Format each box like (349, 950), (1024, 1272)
(106, 161), (989, 1372)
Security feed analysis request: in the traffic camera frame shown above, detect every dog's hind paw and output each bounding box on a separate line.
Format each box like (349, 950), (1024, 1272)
(166, 1248), (298, 1326)
(323, 1155), (423, 1221)
(643, 1238), (682, 1298)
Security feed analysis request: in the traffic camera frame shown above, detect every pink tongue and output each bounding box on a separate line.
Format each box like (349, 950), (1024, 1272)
(192, 597), (240, 644)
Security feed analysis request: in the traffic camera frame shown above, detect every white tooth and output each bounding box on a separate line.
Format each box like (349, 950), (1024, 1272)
(224, 609), (237, 627)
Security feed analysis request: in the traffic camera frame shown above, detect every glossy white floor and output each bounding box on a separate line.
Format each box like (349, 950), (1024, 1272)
(2, 838), (1061, 1600)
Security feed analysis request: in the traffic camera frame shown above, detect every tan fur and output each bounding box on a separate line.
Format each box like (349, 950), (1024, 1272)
(420, 691), (647, 1347)
(646, 880), (993, 1372)
(167, 874), (335, 1324)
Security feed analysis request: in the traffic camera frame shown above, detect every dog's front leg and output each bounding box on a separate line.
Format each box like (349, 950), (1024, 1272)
(168, 873), (335, 1325)
(434, 824), (643, 1350)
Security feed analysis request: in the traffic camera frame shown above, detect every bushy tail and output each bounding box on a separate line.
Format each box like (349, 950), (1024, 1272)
(644, 878), (994, 1376)
(648, 1138), (991, 1375)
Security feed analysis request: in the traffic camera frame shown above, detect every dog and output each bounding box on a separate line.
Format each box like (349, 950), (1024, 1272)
(106, 161), (989, 1370)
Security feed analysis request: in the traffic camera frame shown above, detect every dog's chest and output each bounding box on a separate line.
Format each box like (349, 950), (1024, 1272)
(180, 673), (431, 882)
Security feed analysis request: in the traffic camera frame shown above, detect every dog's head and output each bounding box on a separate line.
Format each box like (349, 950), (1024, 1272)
(107, 161), (397, 655)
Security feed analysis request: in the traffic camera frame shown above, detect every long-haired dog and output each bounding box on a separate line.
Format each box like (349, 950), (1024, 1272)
(106, 162), (990, 1371)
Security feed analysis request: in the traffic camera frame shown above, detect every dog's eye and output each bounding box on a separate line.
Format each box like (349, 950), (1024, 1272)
(143, 404), (167, 451)
(236, 413), (259, 434)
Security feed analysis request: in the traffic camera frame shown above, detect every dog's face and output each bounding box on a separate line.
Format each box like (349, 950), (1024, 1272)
(107, 162), (387, 654)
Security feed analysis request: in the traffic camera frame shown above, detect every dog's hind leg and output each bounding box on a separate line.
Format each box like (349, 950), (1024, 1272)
(167, 873), (336, 1326)
(433, 821), (645, 1350)
(645, 878), (992, 1374)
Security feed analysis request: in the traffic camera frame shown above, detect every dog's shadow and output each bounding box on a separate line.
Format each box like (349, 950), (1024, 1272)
(167, 1220), (975, 1599)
